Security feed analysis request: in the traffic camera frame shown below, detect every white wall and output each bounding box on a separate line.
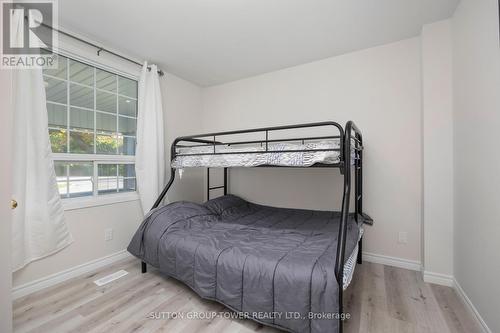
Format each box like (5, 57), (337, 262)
(12, 202), (143, 286)
(162, 73), (204, 204)
(12, 33), (204, 287)
(452, 0), (500, 331)
(0, 69), (13, 332)
(202, 38), (423, 263)
(421, 20), (454, 280)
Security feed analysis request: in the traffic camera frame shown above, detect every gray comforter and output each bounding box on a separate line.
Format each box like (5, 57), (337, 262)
(128, 195), (360, 333)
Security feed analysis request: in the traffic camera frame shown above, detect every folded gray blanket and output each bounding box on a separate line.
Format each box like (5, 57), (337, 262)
(128, 195), (360, 333)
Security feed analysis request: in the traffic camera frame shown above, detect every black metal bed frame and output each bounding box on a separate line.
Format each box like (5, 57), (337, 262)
(141, 121), (372, 333)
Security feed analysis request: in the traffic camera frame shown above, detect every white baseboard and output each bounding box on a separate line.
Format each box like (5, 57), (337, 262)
(423, 271), (454, 287)
(12, 250), (132, 300)
(10, 248), (492, 333)
(362, 253), (489, 331)
(362, 251), (422, 271)
(11, 250), (419, 299)
(453, 278), (492, 333)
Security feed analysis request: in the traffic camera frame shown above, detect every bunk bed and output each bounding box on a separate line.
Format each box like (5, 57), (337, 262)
(127, 121), (373, 333)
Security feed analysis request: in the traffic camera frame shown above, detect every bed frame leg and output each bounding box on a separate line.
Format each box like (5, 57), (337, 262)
(141, 261), (147, 274)
(357, 237), (363, 264)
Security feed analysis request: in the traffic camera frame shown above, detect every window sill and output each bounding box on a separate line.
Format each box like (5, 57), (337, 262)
(62, 192), (140, 211)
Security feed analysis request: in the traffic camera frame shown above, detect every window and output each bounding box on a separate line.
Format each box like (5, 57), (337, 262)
(43, 54), (138, 201)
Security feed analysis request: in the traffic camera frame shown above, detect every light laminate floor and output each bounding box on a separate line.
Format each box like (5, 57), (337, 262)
(13, 257), (483, 333)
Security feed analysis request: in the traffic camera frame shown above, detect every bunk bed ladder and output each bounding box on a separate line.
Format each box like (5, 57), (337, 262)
(207, 167), (228, 200)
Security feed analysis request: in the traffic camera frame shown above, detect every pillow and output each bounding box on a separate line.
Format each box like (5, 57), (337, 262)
(204, 194), (248, 215)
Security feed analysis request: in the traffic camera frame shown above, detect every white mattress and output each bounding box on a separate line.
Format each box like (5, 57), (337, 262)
(172, 140), (347, 168)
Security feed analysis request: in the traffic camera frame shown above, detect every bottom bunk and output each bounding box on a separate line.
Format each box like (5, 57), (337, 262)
(128, 195), (363, 333)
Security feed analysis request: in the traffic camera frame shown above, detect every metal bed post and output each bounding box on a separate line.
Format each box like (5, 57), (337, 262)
(142, 167), (177, 273)
(207, 168), (210, 200)
(355, 129), (363, 265)
(335, 121), (363, 333)
(142, 137), (186, 274)
(335, 128), (351, 333)
(224, 168), (228, 195)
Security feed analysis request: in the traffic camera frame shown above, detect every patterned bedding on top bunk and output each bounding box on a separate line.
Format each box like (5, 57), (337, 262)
(171, 139), (344, 168)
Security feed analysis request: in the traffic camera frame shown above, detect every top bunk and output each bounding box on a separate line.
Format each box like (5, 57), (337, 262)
(170, 121), (362, 169)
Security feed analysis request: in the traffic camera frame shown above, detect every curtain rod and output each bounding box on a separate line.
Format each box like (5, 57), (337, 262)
(34, 18), (164, 76)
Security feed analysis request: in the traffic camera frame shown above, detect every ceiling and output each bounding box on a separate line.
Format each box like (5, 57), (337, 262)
(58, 0), (459, 86)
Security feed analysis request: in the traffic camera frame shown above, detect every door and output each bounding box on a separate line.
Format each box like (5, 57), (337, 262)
(0, 69), (13, 333)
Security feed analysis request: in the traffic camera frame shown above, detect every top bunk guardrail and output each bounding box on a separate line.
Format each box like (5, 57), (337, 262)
(169, 121), (364, 169)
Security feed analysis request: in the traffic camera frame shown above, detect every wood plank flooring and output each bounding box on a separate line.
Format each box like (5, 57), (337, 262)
(13, 258), (483, 333)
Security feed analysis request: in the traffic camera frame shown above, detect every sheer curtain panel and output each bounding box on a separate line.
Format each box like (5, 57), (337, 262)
(12, 67), (73, 271)
(135, 63), (165, 214)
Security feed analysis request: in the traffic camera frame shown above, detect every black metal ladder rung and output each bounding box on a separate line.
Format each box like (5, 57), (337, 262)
(207, 168), (228, 200)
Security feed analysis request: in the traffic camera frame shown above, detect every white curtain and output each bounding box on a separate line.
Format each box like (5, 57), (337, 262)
(12, 68), (73, 272)
(136, 63), (165, 214)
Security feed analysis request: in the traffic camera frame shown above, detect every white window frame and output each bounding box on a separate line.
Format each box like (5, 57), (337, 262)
(54, 154), (138, 211)
(47, 50), (141, 211)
